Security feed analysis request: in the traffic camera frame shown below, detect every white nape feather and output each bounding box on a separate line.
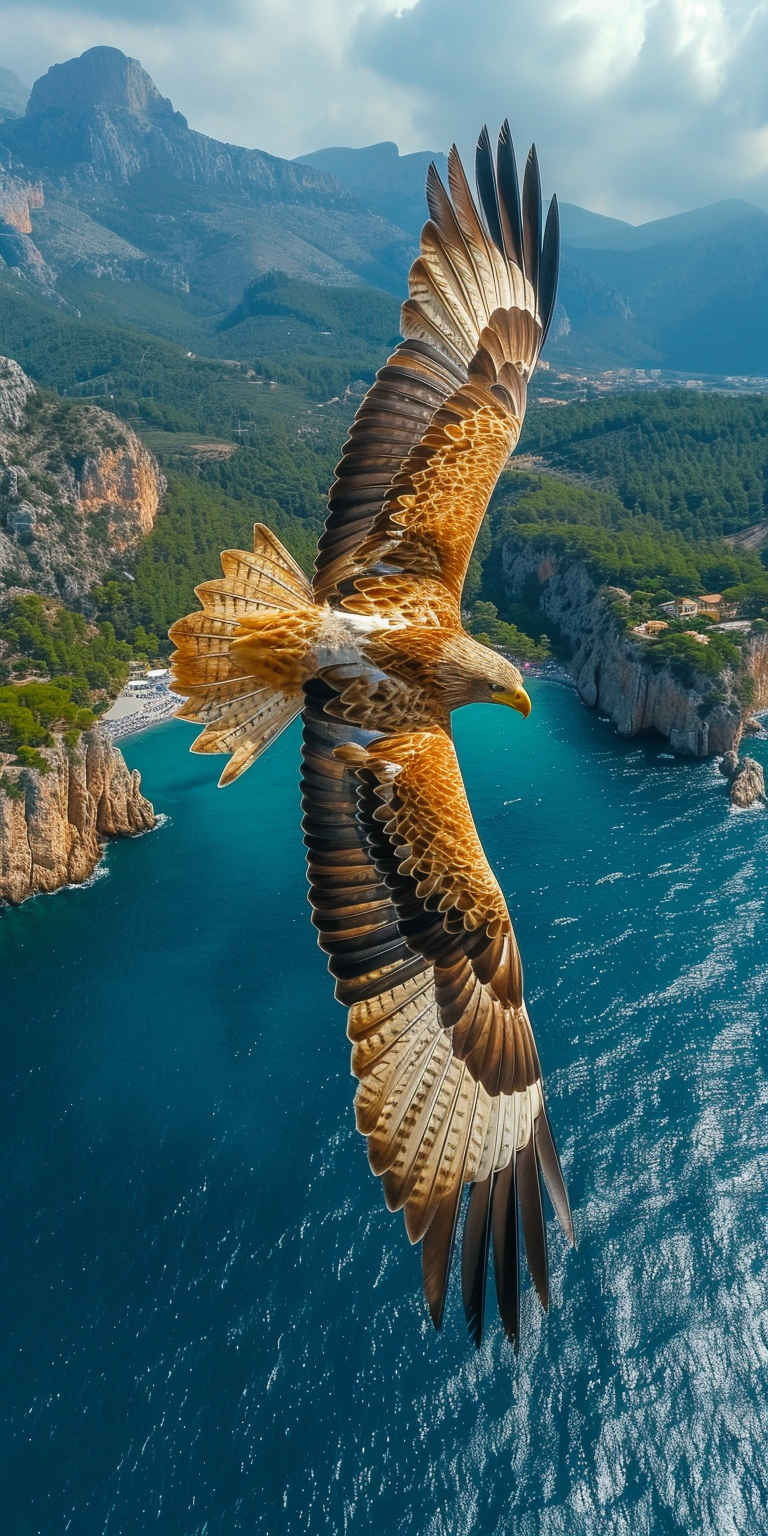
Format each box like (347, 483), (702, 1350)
(341, 611), (398, 635)
(312, 606), (396, 669)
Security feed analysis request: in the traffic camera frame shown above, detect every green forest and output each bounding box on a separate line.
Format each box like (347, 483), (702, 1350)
(519, 390), (768, 541)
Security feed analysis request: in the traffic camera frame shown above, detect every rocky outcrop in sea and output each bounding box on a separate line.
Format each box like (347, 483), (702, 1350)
(503, 544), (768, 757)
(719, 751), (766, 808)
(0, 726), (155, 906)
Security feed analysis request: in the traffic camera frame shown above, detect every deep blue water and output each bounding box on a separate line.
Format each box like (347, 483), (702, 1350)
(2, 684), (768, 1535)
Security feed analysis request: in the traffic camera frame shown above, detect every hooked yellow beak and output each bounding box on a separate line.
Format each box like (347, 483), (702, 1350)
(494, 686), (532, 718)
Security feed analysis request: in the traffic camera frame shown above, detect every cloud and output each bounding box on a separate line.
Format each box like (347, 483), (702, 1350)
(353, 0), (768, 216)
(0, 0), (766, 218)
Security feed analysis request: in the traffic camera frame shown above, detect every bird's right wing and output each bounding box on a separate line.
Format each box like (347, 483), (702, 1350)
(302, 683), (572, 1345)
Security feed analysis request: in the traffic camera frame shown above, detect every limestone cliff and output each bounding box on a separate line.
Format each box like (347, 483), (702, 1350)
(0, 164), (61, 299)
(0, 355), (165, 603)
(14, 47), (343, 198)
(743, 629), (768, 711)
(0, 726), (154, 906)
(503, 543), (768, 756)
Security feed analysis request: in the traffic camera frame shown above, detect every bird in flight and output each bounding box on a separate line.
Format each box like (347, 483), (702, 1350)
(169, 123), (574, 1348)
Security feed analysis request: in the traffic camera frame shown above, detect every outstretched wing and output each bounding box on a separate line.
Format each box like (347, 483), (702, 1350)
(313, 124), (559, 620)
(302, 682), (572, 1345)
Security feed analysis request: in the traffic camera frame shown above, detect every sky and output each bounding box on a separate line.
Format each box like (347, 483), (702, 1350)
(1, 0), (767, 221)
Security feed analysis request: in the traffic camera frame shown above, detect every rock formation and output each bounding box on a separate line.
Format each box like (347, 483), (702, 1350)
(719, 750), (740, 776)
(0, 355), (165, 603)
(503, 543), (768, 757)
(0, 726), (155, 906)
(0, 162), (72, 302)
(13, 47), (346, 202)
(730, 760), (765, 808)
(719, 751), (766, 808)
(0, 69), (30, 122)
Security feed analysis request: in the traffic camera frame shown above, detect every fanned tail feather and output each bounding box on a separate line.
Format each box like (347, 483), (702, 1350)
(169, 523), (314, 786)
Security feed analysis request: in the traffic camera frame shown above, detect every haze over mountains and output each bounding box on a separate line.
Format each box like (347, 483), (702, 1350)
(0, 46), (766, 377)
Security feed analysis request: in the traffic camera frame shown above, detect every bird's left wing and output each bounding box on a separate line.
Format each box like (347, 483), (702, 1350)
(314, 126), (559, 625)
(302, 683), (572, 1344)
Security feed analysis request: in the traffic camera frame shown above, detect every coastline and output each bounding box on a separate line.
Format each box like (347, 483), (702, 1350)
(0, 727), (155, 907)
(503, 545), (768, 758)
(101, 683), (181, 740)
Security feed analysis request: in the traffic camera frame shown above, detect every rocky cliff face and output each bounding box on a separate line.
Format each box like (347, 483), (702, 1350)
(503, 543), (767, 756)
(0, 168), (43, 234)
(0, 162), (66, 301)
(0, 355), (165, 603)
(0, 69), (30, 122)
(743, 630), (768, 710)
(0, 726), (154, 906)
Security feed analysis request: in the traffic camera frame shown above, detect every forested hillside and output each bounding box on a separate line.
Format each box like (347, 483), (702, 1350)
(519, 391), (768, 540)
(0, 266), (396, 414)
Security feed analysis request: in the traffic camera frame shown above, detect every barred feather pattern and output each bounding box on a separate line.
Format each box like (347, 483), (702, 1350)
(168, 129), (572, 1349)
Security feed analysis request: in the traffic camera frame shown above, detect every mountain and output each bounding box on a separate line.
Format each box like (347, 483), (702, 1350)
(0, 47), (412, 307)
(295, 141), (448, 237)
(0, 352), (164, 603)
(296, 144), (768, 375)
(0, 68), (29, 122)
(557, 198), (765, 250)
(553, 203), (768, 375)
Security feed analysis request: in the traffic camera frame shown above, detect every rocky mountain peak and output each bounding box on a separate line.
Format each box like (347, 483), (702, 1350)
(26, 47), (178, 123)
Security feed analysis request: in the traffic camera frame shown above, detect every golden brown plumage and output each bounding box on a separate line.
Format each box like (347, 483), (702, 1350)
(169, 123), (573, 1348)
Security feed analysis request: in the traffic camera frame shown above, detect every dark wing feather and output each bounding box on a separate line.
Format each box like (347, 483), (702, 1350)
(535, 1096), (574, 1242)
(461, 1173), (495, 1347)
(475, 126), (505, 256)
(522, 145), (542, 300)
(421, 1119), (475, 1329)
(492, 1153), (520, 1346)
(496, 120), (525, 272)
(314, 343), (464, 604)
(517, 1131), (549, 1311)
(539, 196), (560, 345)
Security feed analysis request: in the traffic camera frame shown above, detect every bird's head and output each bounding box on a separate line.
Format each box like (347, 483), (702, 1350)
(438, 633), (532, 717)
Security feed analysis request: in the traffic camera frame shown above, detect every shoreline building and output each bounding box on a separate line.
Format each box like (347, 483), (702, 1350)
(658, 595), (738, 623)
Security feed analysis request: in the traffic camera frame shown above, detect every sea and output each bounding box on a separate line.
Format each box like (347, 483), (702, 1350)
(2, 682), (768, 1536)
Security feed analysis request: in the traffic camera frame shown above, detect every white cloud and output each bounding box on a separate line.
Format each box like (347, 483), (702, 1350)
(0, 0), (766, 218)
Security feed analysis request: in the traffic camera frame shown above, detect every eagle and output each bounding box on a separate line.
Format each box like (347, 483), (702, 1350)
(169, 123), (575, 1348)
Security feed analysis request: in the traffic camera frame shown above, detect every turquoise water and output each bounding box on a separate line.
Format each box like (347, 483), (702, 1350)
(2, 684), (768, 1535)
